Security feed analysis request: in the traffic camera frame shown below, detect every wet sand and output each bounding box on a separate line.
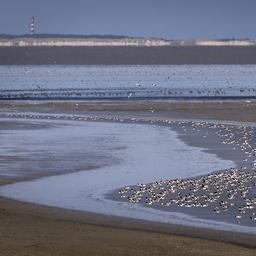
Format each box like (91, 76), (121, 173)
(0, 118), (121, 186)
(0, 100), (256, 255)
(1, 196), (256, 256)
(1, 100), (256, 122)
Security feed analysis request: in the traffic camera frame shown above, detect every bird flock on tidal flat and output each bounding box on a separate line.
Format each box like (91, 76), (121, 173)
(1, 112), (256, 225)
(117, 121), (256, 226)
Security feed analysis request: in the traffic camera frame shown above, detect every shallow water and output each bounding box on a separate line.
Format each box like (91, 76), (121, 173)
(0, 119), (121, 179)
(2, 118), (253, 233)
(1, 65), (256, 99)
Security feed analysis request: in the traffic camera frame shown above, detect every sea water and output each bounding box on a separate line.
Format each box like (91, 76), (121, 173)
(1, 65), (256, 100)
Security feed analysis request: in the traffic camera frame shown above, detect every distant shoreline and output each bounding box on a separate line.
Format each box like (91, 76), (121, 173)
(1, 46), (256, 65)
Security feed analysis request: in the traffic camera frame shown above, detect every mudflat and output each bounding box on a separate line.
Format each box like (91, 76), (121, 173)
(0, 100), (256, 256)
(1, 100), (256, 122)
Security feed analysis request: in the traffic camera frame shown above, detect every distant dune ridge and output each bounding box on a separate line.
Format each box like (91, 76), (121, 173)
(0, 35), (256, 47)
(1, 35), (256, 64)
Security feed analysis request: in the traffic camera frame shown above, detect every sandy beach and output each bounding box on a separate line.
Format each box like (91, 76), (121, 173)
(0, 100), (256, 255)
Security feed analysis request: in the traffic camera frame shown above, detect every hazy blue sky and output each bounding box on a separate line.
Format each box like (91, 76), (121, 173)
(0, 0), (255, 39)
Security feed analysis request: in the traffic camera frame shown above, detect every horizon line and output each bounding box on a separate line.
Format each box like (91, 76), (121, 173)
(0, 33), (254, 41)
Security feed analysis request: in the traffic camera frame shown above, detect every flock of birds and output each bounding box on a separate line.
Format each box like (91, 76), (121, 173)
(116, 120), (256, 226)
(1, 86), (256, 100)
(118, 167), (256, 224)
(1, 111), (256, 225)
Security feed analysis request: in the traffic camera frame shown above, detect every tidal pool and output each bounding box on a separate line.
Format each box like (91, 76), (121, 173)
(1, 118), (254, 233)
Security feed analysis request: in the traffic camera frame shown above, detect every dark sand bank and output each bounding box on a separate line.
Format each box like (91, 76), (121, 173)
(1, 100), (256, 122)
(1, 46), (256, 65)
(0, 101), (256, 255)
(1, 196), (256, 256)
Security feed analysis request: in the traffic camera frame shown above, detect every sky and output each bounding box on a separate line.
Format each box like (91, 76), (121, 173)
(0, 0), (255, 39)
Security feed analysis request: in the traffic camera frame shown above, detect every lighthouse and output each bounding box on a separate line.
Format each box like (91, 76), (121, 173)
(30, 16), (35, 35)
